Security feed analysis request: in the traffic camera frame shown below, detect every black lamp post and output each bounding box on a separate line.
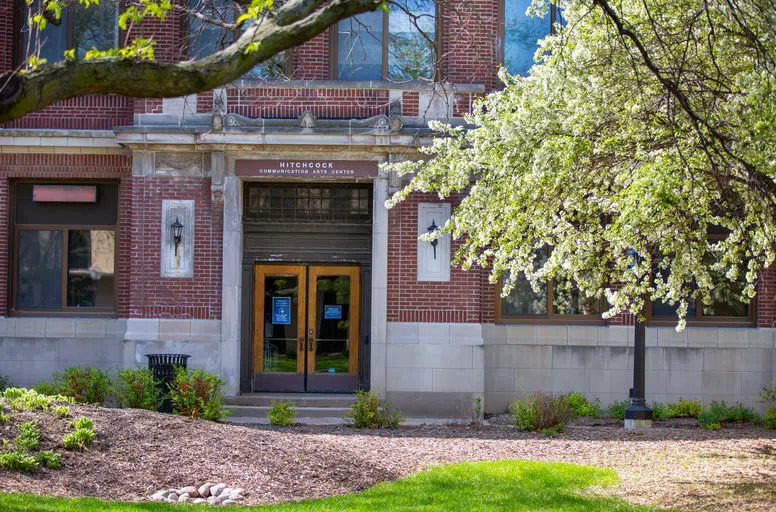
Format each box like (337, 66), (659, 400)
(624, 311), (652, 428)
(171, 217), (183, 256)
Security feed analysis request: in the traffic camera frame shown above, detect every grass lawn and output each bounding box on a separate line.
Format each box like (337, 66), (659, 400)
(0, 460), (668, 511)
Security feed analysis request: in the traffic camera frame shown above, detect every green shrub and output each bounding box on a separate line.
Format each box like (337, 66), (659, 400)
(510, 392), (574, 431)
(0, 450), (38, 472)
(34, 450), (60, 469)
(0, 412), (9, 424)
(764, 406), (776, 430)
(762, 382), (776, 404)
(0, 375), (11, 392)
(267, 400), (297, 426)
(53, 406), (70, 418)
(666, 397), (704, 418)
(345, 390), (405, 428)
(168, 367), (229, 421)
(54, 367), (111, 404)
(15, 421), (40, 452)
(63, 428), (95, 451)
(3, 387), (25, 400)
(33, 381), (58, 396)
(63, 416), (96, 451)
(606, 399), (630, 421)
(542, 424), (565, 437)
(71, 417), (93, 430)
(566, 392), (601, 418)
(650, 401), (669, 420)
(112, 367), (161, 411)
(701, 421), (721, 430)
(698, 401), (758, 428)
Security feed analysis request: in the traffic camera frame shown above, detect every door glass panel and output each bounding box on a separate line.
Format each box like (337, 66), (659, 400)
(263, 275), (299, 373)
(314, 275), (351, 374)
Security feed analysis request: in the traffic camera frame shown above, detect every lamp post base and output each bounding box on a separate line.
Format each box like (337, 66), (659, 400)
(624, 402), (653, 429)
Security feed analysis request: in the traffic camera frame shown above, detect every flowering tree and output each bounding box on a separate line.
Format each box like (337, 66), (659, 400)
(389, 0), (776, 327)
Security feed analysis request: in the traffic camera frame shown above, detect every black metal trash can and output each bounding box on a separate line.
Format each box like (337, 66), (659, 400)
(146, 353), (191, 413)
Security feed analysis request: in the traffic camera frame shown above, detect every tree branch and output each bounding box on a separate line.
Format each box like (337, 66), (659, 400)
(0, 0), (381, 122)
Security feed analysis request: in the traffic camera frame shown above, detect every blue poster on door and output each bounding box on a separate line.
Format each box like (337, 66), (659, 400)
(272, 297), (291, 325)
(324, 305), (342, 319)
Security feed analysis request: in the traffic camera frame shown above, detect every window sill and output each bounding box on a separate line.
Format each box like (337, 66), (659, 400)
(496, 316), (607, 326)
(224, 78), (486, 93)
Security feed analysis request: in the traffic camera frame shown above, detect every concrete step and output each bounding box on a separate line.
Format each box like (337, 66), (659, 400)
(224, 393), (357, 408)
(225, 405), (352, 419)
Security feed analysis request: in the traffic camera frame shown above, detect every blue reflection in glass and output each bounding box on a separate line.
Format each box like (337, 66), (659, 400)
(338, 11), (384, 80)
(504, 0), (551, 76)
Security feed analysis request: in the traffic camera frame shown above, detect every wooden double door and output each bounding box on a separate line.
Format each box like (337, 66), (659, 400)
(253, 264), (360, 392)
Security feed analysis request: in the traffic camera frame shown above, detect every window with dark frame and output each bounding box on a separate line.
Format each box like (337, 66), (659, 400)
(496, 249), (606, 323)
(186, 0), (287, 79)
(19, 0), (120, 65)
(11, 183), (119, 315)
(243, 183), (372, 224)
(647, 241), (754, 326)
(503, 0), (561, 76)
(335, 0), (437, 81)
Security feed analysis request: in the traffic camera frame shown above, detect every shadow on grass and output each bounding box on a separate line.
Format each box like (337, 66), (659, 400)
(0, 460), (671, 512)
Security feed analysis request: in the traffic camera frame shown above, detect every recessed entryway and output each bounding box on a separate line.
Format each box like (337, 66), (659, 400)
(253, 264), (360, 392)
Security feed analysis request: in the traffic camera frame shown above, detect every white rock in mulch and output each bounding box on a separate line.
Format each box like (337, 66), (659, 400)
(149, 482), (248, 506)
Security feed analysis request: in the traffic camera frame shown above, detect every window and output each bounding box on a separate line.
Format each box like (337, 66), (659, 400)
(647, 247), (754, 325)
(187, 0), (286, 79)
(503, 0), (561, 76)
(243, 183), (372, 224)
(496, 249), (605, 323)
(11, 183), (119, 315)
(335, 0), (436, 81)
(19, 0), (120, 64)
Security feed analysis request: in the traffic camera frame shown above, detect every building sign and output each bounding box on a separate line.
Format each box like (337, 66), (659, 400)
(272, 297), (291, 325)
(236, 159), (379, 178)
(324, 305), (342, 320)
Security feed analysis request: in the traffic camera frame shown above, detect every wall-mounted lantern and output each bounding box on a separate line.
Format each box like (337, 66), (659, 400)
(171, 217), (184, 256)
(427, 219), (439, 260)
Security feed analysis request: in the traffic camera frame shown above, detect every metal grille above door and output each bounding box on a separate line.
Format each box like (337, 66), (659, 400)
(244, 183), (372, 224)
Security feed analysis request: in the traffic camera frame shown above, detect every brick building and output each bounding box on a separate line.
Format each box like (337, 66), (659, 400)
(0, 0), (773, 416)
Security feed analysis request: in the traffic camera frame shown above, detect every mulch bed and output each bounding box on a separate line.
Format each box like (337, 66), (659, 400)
(1, 403), (775, 511)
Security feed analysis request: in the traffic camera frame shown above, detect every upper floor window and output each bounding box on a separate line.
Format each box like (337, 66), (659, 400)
(187, 0), (286, 79)
(11, 182), (119, 315)
(20, 0), (120, 64)
(496, 249), (605, 323)
(335, 0), (436, 81)
(503, 0), (560, 76)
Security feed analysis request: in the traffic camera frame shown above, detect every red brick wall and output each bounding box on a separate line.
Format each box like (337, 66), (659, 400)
(0, 1), (13, 74)
(439, 0), (499, 90)
(196, 87), (392, 119)
(129, 177), (222, 320)
(387, 192), (485, 323)
(2, 95), (133, 130)
(0, 153), (133, 316)
(756, 266), (776, 328)
(293, 31), (330, 80)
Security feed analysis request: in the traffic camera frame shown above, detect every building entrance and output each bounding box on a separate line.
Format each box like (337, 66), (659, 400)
(253, 264), (360, 392)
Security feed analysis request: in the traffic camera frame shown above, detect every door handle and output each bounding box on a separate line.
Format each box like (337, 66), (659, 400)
(298, 337), (304, 353)
(308, 336), (315, 352)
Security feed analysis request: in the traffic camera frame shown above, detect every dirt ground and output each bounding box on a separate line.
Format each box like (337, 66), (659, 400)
(1, 403), (775, 511)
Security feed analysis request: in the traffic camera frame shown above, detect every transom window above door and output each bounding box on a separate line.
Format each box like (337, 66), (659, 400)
(243, 183), (372, 224)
